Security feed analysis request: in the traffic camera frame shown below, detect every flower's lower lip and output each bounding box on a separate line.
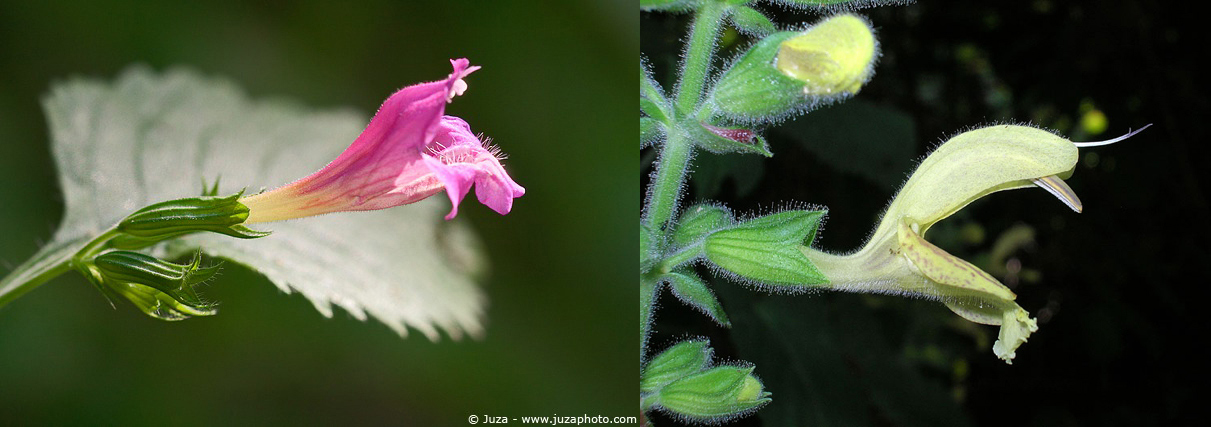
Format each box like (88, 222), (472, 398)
(1033, 175), (1083, 213)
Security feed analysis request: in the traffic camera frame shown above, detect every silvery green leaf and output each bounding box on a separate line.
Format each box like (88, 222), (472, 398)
(36, 66), (486, 340)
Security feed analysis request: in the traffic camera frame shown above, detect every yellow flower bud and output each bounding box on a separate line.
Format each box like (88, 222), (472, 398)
(775, 14), (877, 96)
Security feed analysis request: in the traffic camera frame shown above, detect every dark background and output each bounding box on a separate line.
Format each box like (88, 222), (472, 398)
(0, 1), (634, 425)
(643, 0), (1207, 426)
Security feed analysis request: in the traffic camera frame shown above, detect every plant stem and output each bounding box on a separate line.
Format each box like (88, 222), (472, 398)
(674, 1), (727, 116)
(0, 227), (120, 309)
(640, 276), (658, 356)
(643, 130), (693, 234)
(0, 238), (86, 309)
(642, 1), (727, 235)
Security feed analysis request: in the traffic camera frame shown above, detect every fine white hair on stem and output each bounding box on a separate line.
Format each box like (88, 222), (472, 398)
(1073, 123), (1153, 147)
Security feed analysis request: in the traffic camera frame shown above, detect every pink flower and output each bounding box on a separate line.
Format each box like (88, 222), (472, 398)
(240, 58), (524, 223)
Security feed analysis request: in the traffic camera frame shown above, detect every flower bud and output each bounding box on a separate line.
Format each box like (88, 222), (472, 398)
(656, 365), (770, 421)
(84, 251), (219, 320)
(775, 14), (876, 96)
(641, 340), (711, 394)
(710, 14), (877, 122)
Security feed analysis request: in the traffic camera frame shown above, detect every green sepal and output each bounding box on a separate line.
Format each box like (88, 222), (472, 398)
(672, 204), (734, 249)
(665, 269), (730, 327)
(201, 176), (222, 197)
(657, 365), (771, 420)
(729, 5), (776, 37)
(115, 191), (270, 249)
(708, 31), (807, 121)
(641, 339), (712, 394)
(84, 250), (219, 320)
(704, 209), (828, 285)
(689, 121), (772, 156)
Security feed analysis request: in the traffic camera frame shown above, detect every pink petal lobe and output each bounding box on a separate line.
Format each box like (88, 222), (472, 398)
(423, 154), (478, 220)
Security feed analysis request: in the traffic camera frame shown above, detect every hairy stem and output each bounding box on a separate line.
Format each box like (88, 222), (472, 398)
(640, 276), (658, 356)
(641, 2), (728, 353)
(673, 1), (727, 115)
(643, 130), (693, 234)
(642, 1), (726, 235)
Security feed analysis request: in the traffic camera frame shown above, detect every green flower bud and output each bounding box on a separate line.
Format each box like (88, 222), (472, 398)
(704, 209), (827, 286)
(656, 365), (771, 421)
(114, 192), (270, 249)
(83, 251), (219, 321)
(710, 13), (877, 122)
(641, 340), (712, 394)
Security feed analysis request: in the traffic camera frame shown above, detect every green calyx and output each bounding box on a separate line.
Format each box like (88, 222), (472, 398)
(642, 340), (712, 394)
(114, 191), (270, 249)
(656, 365), (771, 420)
(703, 209), (828, 286)
(83, 251), (219, 320)
(642, 340), (771, 422)
(66, 191), (272, 321)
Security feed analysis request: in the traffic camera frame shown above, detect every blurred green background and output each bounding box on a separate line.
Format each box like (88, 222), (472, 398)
(644, 0), (1207, 426)
(0, 1), (634, 425)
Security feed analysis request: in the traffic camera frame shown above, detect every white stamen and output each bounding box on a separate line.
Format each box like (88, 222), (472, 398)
(447, 79), (469, 103)
(1073, 123), (1152, 147)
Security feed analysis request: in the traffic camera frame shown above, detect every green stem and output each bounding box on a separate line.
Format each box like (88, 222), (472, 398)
(641, 1), (728, 353)
(642, 129), (692, 233)
(0, 238), (86, 309)
(640, 276), (658, 356)
(0, 227), (122, 309)
(643, 2), (727, 234)
(673, 1), (727, 115)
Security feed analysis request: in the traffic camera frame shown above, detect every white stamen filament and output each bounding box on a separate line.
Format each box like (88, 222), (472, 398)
(1073, 123), (1152, 147)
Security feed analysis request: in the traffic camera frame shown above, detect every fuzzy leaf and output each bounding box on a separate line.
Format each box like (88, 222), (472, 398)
(36, 66), (486, 340)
